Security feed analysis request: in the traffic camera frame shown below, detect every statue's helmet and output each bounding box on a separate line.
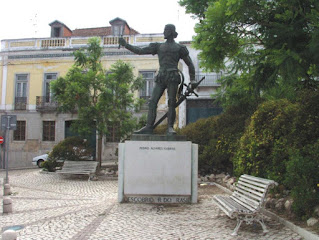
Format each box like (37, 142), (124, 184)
(164, 24), (178, 38)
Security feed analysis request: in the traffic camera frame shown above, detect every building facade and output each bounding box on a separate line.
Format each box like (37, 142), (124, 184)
(0, 18), (221, 169)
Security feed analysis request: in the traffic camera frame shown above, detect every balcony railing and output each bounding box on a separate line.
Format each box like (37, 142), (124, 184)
(36, 96), (58, 111)
(195, 73), (222, 87)
(41, 39), (66, 48)
(2, 33), (164, 52)
(15, 97), (27, 110)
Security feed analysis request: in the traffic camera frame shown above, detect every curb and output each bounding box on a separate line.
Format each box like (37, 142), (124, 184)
(263, 210), (319, 240)
(210, 181), (319, 240)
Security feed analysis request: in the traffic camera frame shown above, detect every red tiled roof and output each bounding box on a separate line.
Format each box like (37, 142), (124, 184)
(127, 28), (139, 35)
(71, 26), (139, 37)
(72, 27), (112, 37)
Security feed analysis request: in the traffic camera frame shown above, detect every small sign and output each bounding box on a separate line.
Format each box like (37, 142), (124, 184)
(1, 115), (17, 130)
(125, 195), (191, 204)
(0, 136), (4, 144)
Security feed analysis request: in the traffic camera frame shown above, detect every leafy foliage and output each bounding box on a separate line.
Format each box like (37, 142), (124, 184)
(41, 160), (60, 172)
(180, 0), (319, 106)
(178, 104), (250, 174)
(48, 136), (94, 162)
(179, 0), (209, 20)
(42, 136), (93, 172)
(51, 37), (143, 163)
(153, 123), (168, 135)
(233, 99), (298, 182)
(284, 142), (319, 219)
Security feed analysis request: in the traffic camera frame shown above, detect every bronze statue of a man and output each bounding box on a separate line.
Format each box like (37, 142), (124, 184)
(119, 24), (195, 135)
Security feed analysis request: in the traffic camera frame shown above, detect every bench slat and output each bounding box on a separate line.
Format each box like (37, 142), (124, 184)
(57, 161), (98, 177)
(242, 174), (275, 185)
(235, 184), (264, 199)
(240, 177), (269, 188)
(234, 188), (262, 204)
(214, 195), (251, 218)
(238, 179), (268, 192)
(232, 192), (260, 207)
(231, 195), (259, 212)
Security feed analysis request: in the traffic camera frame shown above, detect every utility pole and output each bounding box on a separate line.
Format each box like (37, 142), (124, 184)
(1, 115), (16, 214)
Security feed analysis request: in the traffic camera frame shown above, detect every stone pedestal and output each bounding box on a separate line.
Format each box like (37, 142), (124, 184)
(3, 197), (13, 214)
(4, 184), (12, 196)
(118, 135), (198, 203)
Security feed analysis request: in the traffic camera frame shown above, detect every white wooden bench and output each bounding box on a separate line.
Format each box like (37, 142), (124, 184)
(213, 174), (277, 236)
(57, 160), (98, 181)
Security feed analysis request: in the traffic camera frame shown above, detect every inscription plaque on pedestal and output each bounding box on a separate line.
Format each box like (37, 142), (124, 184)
(118, 140), (198, 203)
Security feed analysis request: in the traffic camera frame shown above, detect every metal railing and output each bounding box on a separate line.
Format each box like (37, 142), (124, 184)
(15, 97), (27, 110)
(36, 96), (58, 111)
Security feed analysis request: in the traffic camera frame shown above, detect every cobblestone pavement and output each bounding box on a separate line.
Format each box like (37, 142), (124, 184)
(0, 169), (304, 240)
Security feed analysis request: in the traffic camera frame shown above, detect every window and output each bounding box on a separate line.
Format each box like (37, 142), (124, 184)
(13, 121), (26, 141)
(112, 25), (123, 36)
(105, 123), (120, 142)
(15, 74), (28, 110)
(44, 73), (57, 102)
(53, 27), (61, 37)
(43, 121), (55, 141)
(139, 71), (155, 99)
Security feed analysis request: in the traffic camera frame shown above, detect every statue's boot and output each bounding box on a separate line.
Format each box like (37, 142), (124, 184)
(134, 107), (156, 134)
(167, 126), (176, 135)
(167, 105), (176, 135)
(134, 125), (154, 134)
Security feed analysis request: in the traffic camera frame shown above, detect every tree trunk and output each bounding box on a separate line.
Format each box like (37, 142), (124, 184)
(97, 133), (103, 169)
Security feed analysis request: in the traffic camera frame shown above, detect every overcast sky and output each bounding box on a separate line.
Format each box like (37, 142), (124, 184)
(0, 0), (197, 43)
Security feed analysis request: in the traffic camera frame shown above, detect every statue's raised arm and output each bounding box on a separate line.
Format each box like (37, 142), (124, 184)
(119, 37), (157, 55)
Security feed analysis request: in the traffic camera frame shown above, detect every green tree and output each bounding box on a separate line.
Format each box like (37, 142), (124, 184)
(179, 0), (319, 106)
(51, 37), (143, 166)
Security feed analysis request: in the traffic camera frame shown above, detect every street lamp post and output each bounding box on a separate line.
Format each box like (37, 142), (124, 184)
(1, 115), (17, 184)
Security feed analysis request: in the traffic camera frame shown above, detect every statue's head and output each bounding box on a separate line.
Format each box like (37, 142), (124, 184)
(164, 24), (178, 39)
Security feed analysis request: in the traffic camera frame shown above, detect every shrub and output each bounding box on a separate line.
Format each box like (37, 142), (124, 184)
(233, 99), (298, 182)
(293, 89), (319, 147)
(153, 123), (168, 135)
(178, 116), (218, 174)
(178, 104), (251, 175)
(42, 160), (60, 172)
(204, 104), (251, 174)
(284, 141), (319, 219)
(48, 136), (94, 162)
(137, 114), (147, 130)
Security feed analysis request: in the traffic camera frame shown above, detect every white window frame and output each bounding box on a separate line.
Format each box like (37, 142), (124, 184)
(43, 73), (58, 102)
(139, 71), (156, 99)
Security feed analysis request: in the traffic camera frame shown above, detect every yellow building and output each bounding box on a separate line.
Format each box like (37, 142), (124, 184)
(0, 17), (221, 168)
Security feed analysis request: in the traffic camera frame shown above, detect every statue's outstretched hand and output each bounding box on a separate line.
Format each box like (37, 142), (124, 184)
(119, 37), (127, 46)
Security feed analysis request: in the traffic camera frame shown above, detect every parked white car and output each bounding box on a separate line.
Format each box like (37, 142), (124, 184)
(32, 154), (49, 168)
(32, 148), (93, 168)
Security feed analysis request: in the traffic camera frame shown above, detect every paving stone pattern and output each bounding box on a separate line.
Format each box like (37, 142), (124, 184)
(0, 169), (303, 240)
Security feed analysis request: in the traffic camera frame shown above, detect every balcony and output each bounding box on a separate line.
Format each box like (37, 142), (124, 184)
(195, 73), (222, 87)
(36, 96), (58, 112)
(15, 97), (27, 110)
(2, 33), (164, 52)
(41, 39), (66, 48)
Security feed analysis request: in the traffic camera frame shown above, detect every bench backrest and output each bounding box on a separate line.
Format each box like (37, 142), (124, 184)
(62, 160), (98, 172)
(231, 174), (277, 212)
